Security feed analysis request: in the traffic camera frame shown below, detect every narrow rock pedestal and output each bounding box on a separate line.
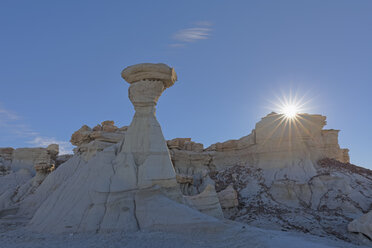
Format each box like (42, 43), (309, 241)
(119, 63), (178, 190)
(27, 63), (222, 234)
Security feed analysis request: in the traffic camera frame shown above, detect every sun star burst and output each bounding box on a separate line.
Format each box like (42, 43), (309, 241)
(281, 104), (299, 119)
(270, 90), (311, 120)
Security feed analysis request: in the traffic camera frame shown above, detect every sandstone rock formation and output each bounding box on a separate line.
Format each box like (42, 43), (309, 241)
(166, 114), (369, 243)
(1, 64), (371, 246)
(21, 63), (225, 234)
(121, 63), (177, 88)
(70, 121), (127, 160)
(0, 144), (62, 216)
(59, 112), (371, 243)
(154, 113), (368, 243)
(167, 138), (204, 152)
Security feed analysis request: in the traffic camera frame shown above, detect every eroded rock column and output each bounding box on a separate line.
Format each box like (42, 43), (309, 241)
(120, 63), (178, 189)
(25, 63), (225, 234)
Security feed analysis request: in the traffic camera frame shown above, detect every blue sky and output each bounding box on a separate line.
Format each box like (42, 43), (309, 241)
(0, 1), (371, 167)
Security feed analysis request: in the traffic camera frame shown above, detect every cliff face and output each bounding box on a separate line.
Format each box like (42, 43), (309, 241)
(167, 113), (370, 243)
(170, 113), (351, 196)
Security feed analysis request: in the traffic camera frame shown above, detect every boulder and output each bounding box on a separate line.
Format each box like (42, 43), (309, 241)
(184, 184), (224, 219)
(101, 120), (118, 132)
(348, 211), (372, 239)
(70, 125), (92, 146)
(217, 185), (239, 209)
(70, 121), (126, 159)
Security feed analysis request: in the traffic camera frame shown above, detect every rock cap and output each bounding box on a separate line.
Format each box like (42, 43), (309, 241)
(121, 63), (177, 88)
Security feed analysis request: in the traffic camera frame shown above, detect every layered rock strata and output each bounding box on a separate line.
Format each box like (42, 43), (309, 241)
(168, 114), (369, 243)
(71, 121), (127, 161)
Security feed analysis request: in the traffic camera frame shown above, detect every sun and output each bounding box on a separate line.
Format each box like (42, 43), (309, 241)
(281, 104), (299, 118)
(266, 89), (314, 120)
(267, 89), (312, 119)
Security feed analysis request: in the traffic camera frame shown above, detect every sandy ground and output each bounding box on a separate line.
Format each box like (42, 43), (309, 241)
(1, 216), (369, 248)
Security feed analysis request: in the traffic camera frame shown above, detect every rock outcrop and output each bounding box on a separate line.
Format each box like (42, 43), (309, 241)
(58, 111), (371, 243)
(22, 63), (225, 234)
(70, 121), (127, 161)
(0, 144), (63, 216)
(167, 138), (204, 152)
(166, 114), (369, 243)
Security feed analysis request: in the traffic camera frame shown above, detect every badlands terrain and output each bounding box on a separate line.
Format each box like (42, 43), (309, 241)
(1, 63), (371, 247)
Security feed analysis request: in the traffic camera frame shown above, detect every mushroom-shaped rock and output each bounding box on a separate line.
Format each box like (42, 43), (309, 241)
(121, 63), (177, 88)
(28, 63), (218, 234)
(118, 63), (179, 189)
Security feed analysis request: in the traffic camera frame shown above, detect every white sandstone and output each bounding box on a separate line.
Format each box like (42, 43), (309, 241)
(25, 63), (223, 234)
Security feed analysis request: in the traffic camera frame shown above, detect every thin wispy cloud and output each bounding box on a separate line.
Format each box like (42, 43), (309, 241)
(173, 27), (211, 42)
(0, 105), (20, 124)
(0, 103), (73, 154)
(170, 21), (213, 47)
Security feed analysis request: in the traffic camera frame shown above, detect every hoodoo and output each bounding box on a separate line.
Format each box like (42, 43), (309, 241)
(118, 63), (179, 191)
(25, 63), (221, 233)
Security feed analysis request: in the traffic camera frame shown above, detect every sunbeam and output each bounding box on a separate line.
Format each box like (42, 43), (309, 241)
(281, 104), (299, 118)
